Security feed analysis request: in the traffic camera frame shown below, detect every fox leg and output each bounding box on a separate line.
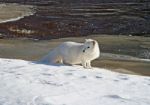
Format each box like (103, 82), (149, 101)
(57, 56), (63, 64)
(59, 58), (63, 64)
(87, 61), (92, 69)
(82, 60), (87, 68)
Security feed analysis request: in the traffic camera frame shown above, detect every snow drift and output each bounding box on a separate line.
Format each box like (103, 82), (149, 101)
(0, 58), (150, 105)
(0, 3), (35, 23)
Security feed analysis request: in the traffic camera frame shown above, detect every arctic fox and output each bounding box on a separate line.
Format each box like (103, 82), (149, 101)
(40, 39), (100, 68)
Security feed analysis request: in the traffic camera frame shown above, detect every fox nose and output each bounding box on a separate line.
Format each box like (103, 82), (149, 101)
(83, 50), (85, 52)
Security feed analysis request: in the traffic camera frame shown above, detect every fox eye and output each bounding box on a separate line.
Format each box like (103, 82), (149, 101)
(87, 46), (90, 48)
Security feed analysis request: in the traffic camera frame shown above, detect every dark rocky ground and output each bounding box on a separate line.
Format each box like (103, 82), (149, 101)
(0, 0), (150, 39)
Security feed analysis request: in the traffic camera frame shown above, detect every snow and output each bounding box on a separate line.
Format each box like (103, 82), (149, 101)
(0, 58), (150, 105)
(0, 14), (34, 24)
(0, 3), (35, 23)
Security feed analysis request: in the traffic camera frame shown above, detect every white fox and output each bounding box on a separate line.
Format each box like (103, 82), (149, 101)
(40, 39), (100, 68)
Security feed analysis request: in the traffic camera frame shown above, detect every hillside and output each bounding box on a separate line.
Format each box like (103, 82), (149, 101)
(0, 1), (149, 39)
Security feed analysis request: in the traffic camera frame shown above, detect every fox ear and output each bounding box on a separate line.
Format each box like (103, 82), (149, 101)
(92, 41), (96, 46)
(85, 39), (92, 42)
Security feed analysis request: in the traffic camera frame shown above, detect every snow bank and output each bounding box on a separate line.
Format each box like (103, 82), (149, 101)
(0, 3), (35, 23)
(0, 58), (150, 105)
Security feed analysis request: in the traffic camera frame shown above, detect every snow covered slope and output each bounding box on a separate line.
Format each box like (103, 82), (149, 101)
(0, 58), (150, 105)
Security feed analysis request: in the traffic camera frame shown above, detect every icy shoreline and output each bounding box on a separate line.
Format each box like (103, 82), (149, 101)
(101, 53), (150, 62)
(0, 3), (35, 23)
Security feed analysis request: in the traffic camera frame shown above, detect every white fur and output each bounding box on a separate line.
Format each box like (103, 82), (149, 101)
(40, 39), (100, 68)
